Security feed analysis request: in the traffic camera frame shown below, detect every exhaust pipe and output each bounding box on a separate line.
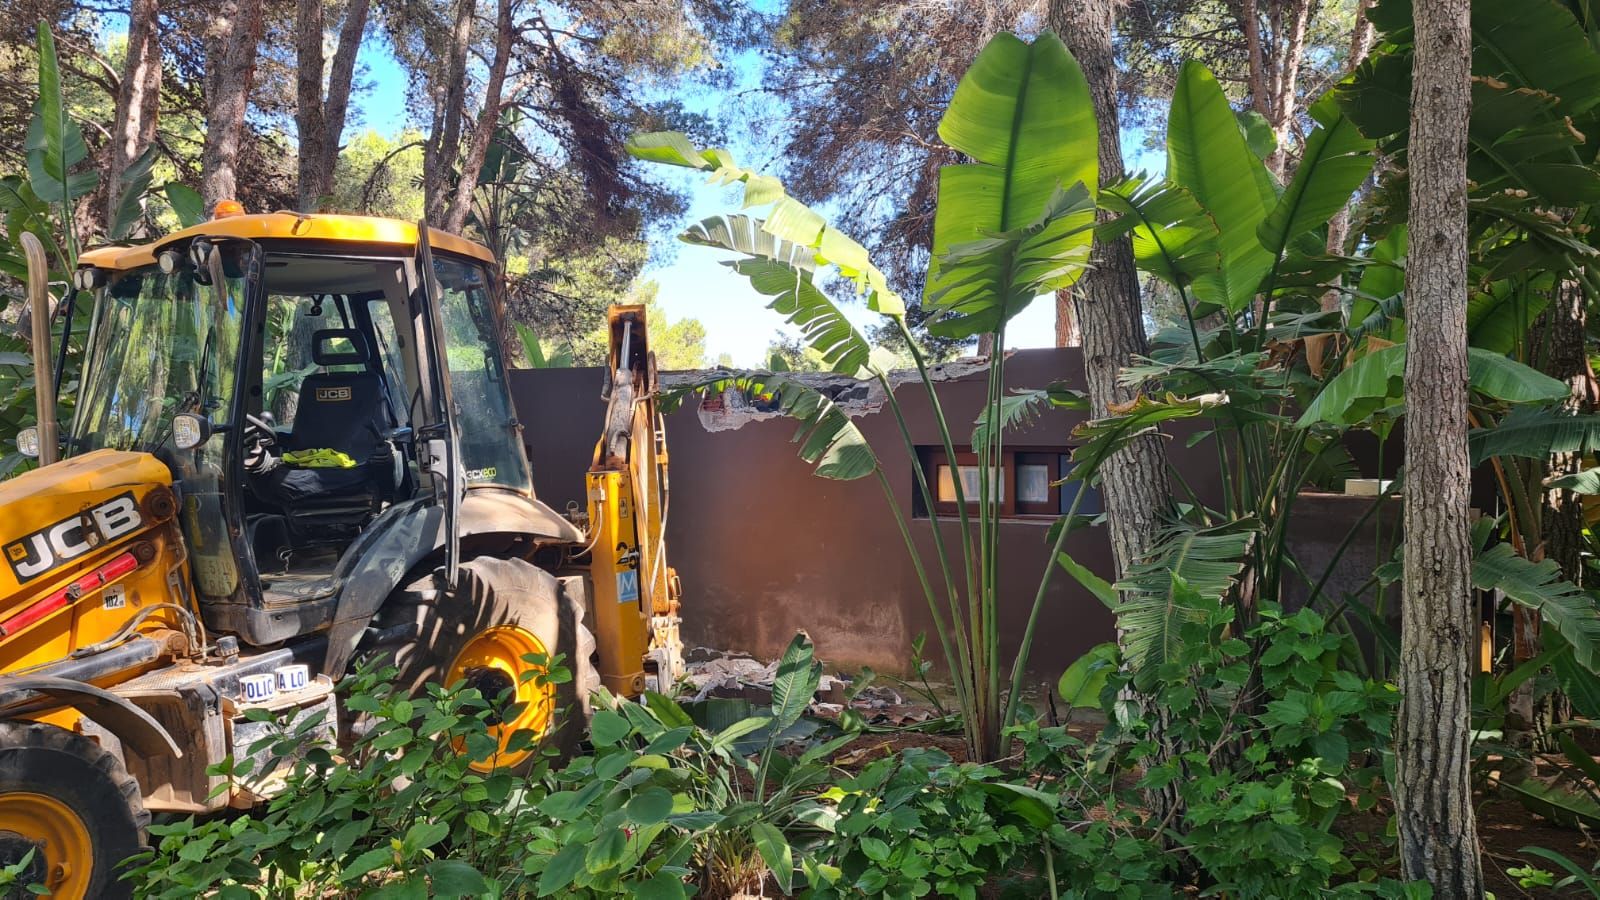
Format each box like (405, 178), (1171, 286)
(20, 232), (58, 466)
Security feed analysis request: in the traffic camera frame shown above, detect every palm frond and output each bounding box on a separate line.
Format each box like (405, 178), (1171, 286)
(1113, 517), (1260, 683)
(1472, 543), (1600, 673)
(1470, 405), (1600, 464)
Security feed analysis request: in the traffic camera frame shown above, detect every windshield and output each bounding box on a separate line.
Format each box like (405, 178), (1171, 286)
(72, 257), (245, 454)
(434, 256), (532, 492)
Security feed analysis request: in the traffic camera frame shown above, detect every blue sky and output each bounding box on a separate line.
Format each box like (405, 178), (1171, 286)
(345, 30), (1164, 365)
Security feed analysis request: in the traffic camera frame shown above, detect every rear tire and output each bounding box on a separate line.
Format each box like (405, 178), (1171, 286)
(375, 557), (598, 768)
(0, 721), (147, 900)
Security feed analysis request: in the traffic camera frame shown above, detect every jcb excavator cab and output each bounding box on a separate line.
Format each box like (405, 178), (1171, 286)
(0, 209), (680, 898)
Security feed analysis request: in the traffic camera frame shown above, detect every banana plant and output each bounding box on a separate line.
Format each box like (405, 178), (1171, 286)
(628, 30), (1100, 762)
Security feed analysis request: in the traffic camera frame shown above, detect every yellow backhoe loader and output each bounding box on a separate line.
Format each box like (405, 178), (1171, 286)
(0, 206), (682, 898)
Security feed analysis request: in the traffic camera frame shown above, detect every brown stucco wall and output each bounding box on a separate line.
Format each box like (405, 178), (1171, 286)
(512, 348), (1226, 679)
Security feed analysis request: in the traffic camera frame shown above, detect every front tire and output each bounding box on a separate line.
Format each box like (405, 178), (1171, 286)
(0, 721), (147, 900)
(376, 557), (598, 769)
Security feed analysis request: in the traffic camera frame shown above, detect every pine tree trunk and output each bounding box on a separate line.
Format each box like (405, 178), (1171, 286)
(104, 0), (162, 231)
(200, 0), (265, 210)
(296, 0), (369, 211)
(424, 0), (477, 224)
(1542, 279), (1590, 584)
(1048, 0), (1169, 586)
(1397, 0), (1484, 892)
(295, 0), (328, 212)
(1054, 288), (1082, 346)
(1051, 0), (1179, 836)
(442, 0), (514, 233)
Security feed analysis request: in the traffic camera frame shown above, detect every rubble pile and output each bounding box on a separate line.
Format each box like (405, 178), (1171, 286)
(679, 647), (938, 728)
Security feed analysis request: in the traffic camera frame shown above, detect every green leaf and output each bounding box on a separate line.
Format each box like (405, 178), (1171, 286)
(1114, 518), (1258, 682)
(771, 632), (822, 729)
(972, 386), (1072, 448)
(684, 215), (875, 377)
(1097, 174), (1224, 303)
(628, 873), (689, 900)
(1471, 543), (1600, 673)
(625, 787), (675, 826)
(750, 821), (794, 894)
(341, 847), (394, 883)
(591, 709), (632, 746)
(927, 31), (1098, 336)
(1256, 98), (1374, 267)
(516, 323), (548, 368)
(426, 860), (488, 898)
(1502, 777), (1600, 828)
(107, 144), (159, 241)
(1056, 553), (1117, 610)
(1236, 108), (1277, 161)
(1166, 60), (1276, 312)
(1546, 469), (1600, 493)
(401, 820), (448, 855)
(1299, 344), (1568, 429)
(709, 715), (773, 751)
(538, 843), (588, 896)
(587, 827), (629, 873)
(1470, 405), (1600, 465)
(25, 23), (96, 207)
(1057, 642), (1119, 709)
(624, 131), (712, 170)
(1070, 391), (1230, 480)
(165, 183), (205, 229)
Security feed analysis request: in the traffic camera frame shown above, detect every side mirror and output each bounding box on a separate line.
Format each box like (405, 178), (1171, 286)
(172, 412), (214, 450)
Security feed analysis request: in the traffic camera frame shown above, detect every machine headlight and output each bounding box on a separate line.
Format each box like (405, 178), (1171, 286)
(15, 427), (39, 458)
(72, 267), (104, 292)
(172, 413), (209, 450)
(158, 249), (184, 275)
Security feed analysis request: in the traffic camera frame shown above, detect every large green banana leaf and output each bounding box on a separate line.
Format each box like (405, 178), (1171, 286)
(24, 24), (97, 207)
(1297, 344), (1568, 428)
(1256, 97), (1374, 267)
(1339, 0), (1600, 206)
(682, 214), (875, 377)
(1472, 543), (1600, 673)
(925, 31), (1097, 337)
(925, 183), (1097, 336)
(1346, 226), (1406, 342)
(1469, 405), (1600, 464)
(1166, 61), (1277, 312)
(1097, 174), (1223, 304)
(626, 133), (903, 316)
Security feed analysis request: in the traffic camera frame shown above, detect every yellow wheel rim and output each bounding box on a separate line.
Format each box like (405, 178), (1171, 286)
(0, 791), (94, 898)
(448, 625), (555, 771)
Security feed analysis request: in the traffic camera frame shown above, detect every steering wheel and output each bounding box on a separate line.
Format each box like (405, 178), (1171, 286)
(245, 413), (275, 434)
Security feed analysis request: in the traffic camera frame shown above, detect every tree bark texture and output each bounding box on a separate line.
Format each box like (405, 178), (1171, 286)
(424, 0), (477, 224)
(1541, 279), (1591, 584)
(296, 0), (370, 211)
(442, 0), (514, 233)
(104, 0), (162, 230)
(1049, 0), (1170, 581)
(1233, 0), (1314, 178)
(200, 0), (266, 211)
(1053, 288), (1082, 346)
(1397, 0), (1484, 893)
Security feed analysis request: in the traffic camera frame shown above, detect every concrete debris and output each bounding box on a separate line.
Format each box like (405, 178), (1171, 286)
(663, 352), (999, 434)
(680, 650), (934, 727)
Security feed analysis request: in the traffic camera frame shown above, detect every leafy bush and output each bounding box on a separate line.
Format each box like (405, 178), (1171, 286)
(1021, 599), (1425, 899)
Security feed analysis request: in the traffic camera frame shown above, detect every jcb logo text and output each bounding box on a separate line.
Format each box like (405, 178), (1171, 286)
(4, 493), (142, 583)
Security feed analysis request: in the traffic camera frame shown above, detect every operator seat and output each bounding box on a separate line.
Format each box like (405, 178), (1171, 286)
(256, 329), (400, 537)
